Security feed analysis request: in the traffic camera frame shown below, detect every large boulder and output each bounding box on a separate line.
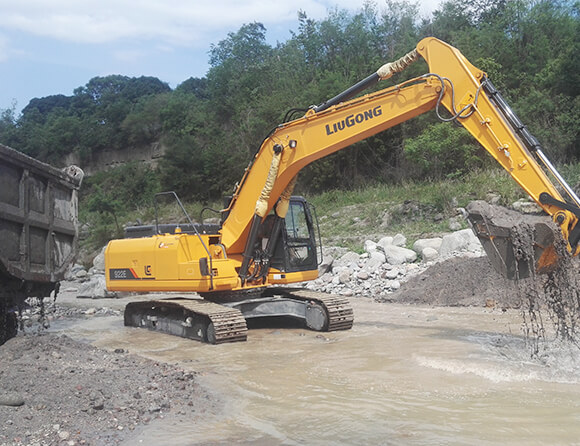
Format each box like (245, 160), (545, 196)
(412, 237), (443, 254)
(92, 246), (106, 273)
(392, 233), (407, 247)
(335, 251), (360, 268)
(364, 251), (387, 271)
(383, 245), (417, 265)
(77, 275), (118, 299)
(439, 229), (482, 257)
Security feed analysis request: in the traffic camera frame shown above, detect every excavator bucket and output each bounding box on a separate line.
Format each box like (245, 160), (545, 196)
(466, 201), (561, 280)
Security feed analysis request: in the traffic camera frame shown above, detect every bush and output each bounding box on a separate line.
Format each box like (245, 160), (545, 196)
(404, 122), (488, 179)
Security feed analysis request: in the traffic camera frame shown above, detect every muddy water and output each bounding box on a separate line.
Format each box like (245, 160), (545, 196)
(53, 298), (580, 445)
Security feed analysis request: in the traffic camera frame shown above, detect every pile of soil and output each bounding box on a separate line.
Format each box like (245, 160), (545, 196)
(0, 333), (220, 446)
(386, 256), (523, 308)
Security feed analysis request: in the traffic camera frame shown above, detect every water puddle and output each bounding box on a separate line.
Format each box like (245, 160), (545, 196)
(50, 299), (580, 445)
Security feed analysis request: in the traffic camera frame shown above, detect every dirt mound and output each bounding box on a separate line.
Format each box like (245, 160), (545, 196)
(0, 333), (220, 445)
(386, 256), (522, 308)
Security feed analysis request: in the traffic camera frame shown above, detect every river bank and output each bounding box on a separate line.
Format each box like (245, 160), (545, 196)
(1, 249), (579, 445)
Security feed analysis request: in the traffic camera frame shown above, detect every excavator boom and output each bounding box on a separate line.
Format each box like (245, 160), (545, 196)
(105, 37), (580, 342)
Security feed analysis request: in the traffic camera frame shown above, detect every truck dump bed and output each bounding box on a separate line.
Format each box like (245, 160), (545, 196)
(0, 143), (83, 344)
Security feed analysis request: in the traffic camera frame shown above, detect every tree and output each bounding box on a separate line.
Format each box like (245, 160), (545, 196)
(404, 122), (487, 179)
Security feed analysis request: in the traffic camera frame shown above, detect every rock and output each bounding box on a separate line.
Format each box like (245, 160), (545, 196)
(335, 251), (360, 267)
(383, 245), (417, 265)
(511, 198), (542, 214)
(321, 273), (333, 283)
(75, 269), (88, 279)
(412, 237), (442, 254)
(92, 246), (106, 272)
(364, 240), (378, 253)
(357, 271), (369, 280)
(392, 233), (407, 247)
(92, 402), (104, 410)
(486, 192), (501, 205)
(338, 269), (351, 284)
(448, 218), (462, 231)
(439, 229), (482, 257)
(318, 254), (334, 275)
(0, 392), (25, 407)
(379, 211), (391, 228)
(421, 247), (439, 262)
(77, 275), (118, 299)
(390, 280), (401, 291)
(365, 251), (386, 271)
(377, 236), (394, 251)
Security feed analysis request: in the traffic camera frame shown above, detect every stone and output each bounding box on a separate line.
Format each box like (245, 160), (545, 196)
(392, 233), (407, 247)
(77, 275), (118, 299)
(377, 236), (394, 251)
(318, 254), (334, 275)
(92, 246), (106, 272)
(338, 269), (351, 284)
(421, 247), (439, 262)
(439, 229), (481, 257)
(335, 251), (360, 267)
(364, 240), (378, 253)
(412, 237), (442, 254)
(486, 192), (501, 205)
(0, 392), (25, 407)
(357, 271), (369, 280)
(365, 251), (386, 271)
(75, 269), (88, 279)
(511, 198), (542, 214)
(448, 218), (462, 231)
(383, 245), (417, 265)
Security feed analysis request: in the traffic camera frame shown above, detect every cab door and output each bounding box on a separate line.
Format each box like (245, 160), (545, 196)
(275, 197), (318, 273)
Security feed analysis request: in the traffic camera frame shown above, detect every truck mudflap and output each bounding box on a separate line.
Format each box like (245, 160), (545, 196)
(466, 200), (561, 280)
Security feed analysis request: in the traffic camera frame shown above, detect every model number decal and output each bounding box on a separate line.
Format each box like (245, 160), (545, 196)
(110, 268), (137, 280)
(109, 268), (155, 280)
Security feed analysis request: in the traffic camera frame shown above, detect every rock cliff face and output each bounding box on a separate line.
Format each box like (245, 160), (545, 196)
(64, 142), (166, 175)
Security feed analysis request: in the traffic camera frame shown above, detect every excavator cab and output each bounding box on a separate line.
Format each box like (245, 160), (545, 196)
(271, 197), (319, 274)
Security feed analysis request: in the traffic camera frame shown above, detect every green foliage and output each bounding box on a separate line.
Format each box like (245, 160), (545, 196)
(0, 0), (577, 208)
(404, 122), (488, 179)
(80, 163), (161, 248)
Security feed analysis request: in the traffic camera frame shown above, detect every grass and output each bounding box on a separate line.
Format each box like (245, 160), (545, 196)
(308, 168), (526, 250)
(81, 164), (579, 255)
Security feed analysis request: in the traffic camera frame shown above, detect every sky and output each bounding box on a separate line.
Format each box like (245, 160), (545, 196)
(0, 0), (441, 115)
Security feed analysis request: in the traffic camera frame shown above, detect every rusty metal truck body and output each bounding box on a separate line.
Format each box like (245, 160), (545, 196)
(0, 143), (83, 344)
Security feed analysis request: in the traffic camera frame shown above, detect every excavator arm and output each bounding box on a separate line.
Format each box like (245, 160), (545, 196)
(107, 37), (579, 299)
(105, 37), (579, 343)
(221, 37), (580, 279)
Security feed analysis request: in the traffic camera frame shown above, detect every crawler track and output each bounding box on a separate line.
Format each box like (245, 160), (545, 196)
(273, 288), (354, 331)
(124, 298), (247, 344)
(124, 289), (353, 344)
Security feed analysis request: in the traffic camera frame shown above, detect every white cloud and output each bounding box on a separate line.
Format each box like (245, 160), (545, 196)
(0, 0), (337, 46)
(0, 0), (442, 53)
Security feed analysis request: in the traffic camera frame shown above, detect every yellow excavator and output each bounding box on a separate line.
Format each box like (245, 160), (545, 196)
(105, 37), (580, 343)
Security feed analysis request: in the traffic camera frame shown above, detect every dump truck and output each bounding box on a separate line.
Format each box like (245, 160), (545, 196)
(0, 143), (83, 345)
